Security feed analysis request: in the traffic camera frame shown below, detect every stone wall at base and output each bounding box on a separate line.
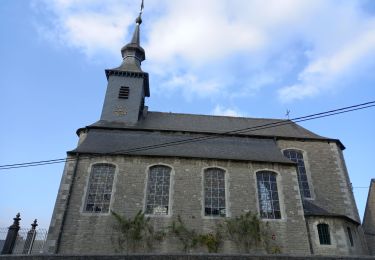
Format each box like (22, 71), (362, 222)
(0, 254), (374, 260)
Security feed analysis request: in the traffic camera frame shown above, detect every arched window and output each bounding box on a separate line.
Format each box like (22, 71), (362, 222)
(84, 163), (115, 213)
(145, 165), (171, 215)
(204, 168), (226, 217)
(317, 223), (331, 245)
(283, 150), (311, 198)
(256, 171), (281, 219)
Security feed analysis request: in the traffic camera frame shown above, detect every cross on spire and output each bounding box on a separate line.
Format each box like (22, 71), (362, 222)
(118, 0), (146, 72)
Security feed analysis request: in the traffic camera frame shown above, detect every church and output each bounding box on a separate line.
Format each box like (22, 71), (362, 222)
(45, 7), (371, 256)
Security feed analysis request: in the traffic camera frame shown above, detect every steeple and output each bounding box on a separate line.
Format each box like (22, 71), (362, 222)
(100, 0), (150, 124)
(119, 2), (145, 72)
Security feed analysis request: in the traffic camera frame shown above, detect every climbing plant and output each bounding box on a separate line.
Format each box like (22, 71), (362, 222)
(197, 228), (223, 253)
(169, 215), (224, 253)
(111, 210), (165, 252)
(225, 211), (278, 253)
(168, 215), (199, 252)
(111, 211), (281, 254)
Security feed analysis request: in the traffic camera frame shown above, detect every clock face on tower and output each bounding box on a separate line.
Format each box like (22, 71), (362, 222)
(113, 105), (127, 116)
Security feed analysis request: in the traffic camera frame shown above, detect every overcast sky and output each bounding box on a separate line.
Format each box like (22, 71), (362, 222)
(1, 0), (375, 229)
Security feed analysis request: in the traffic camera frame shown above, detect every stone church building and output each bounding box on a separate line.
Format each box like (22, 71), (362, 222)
(45, 10), (372, 256)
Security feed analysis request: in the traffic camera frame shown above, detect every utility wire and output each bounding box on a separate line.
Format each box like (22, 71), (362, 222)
(1, 101), (374, 170)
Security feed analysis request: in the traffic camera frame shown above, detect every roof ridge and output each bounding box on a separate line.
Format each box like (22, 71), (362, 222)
(147, 111), (287, 121)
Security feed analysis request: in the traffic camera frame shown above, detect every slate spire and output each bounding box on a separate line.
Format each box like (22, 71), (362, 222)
(119, 1), (145, 72)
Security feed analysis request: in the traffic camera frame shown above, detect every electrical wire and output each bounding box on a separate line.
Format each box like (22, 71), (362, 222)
(0, 101), (374, 170)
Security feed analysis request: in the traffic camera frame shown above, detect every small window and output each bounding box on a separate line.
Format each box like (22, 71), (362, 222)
(256, 171), (281, 219)
(283, 150), (311, 198)
(145, 165), (171, 215)
(118, 86), (130, 99)
(204, 168), (226, 217)
(84, 163), (115, 213)
(317, 223), (331, 245)
(347, 227), (354, 247)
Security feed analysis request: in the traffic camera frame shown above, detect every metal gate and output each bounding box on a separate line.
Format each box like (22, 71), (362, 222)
(1, 214), (48, 255)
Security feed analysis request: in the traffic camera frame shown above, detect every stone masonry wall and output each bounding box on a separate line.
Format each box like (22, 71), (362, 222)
(276, 139), (368, 255)
(45, 139), (368, 256)
(276, 140), (360, 221)
(1, 254), (375, 260)
(48, 155), (310, 255)
(306, 217), (366, 255)
(363, 179), (375, 255)
(44, 155), (77, 254)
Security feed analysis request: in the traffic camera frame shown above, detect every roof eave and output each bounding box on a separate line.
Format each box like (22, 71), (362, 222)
(304, 213), (360, 225)
(83, 124), (345, 149)
(66, 150), (296, 166)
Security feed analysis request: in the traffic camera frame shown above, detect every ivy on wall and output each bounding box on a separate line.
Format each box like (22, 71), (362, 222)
(111, 211), (281, 254)
(168, 215), (199, 252)
(111, 210), (165, 252)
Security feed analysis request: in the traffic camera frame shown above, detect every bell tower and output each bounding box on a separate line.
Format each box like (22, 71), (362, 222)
(100, 3), (149, 124)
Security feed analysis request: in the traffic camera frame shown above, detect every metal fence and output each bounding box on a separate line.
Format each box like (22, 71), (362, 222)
(0, 228), (7, 253)
(0, 225), (48, 255)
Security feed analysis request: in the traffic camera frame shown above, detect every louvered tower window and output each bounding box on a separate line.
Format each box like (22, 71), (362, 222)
(118, 86), (130, 99)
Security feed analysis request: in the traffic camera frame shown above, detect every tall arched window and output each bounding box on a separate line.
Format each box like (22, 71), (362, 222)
(84, 163), (115, 213)
(204, 168), (226, 217)
(256, 171), (281, 219)
(317, 223), (331, 245)
(283, 150), (311, 198)
(145, 165), (171, 215)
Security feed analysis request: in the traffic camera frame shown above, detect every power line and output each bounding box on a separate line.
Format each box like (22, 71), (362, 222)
(1, 101), (374, 171)
(1, 101), (374, 170)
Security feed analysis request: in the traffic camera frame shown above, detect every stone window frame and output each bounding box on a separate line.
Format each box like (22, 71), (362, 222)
(317, 223), (331, 245)
(254, 169), (284, 220)
(201, 166), (230, 219)
(143, 163), (174, 218)
(346, 226), (354, 247)
(281, 148), (315, 200)
(311, 219), (336, 248)
(80, 161), (118, 216)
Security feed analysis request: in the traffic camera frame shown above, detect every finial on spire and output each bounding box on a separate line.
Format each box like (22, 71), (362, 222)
(118, 0), (146, 72)
(136, 0), (144, 25)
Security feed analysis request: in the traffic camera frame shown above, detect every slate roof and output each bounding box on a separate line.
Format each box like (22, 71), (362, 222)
(302, 200), (359, 224)
(303, 200), (333, 216)
(88, 111), (342, 146)
(74, 111), (344, 160)
(72, 129), (293, 164)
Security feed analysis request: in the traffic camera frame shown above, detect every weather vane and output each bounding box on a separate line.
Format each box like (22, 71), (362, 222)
(285, 109), (291, 119)
(140, 0), (144, 15)
(135, 0), (144, 24)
